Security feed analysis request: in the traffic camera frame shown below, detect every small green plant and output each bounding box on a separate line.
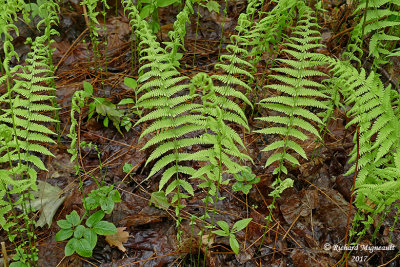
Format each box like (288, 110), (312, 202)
(118, 77), (142, 118)
(83, 81), (132, 134)
(56, 183), (121, 257)
(85, 185), (121, 214)
(55, 210), (117, 257)
(62, 81), (121, 258)
(232, 167), (260, 195)
(259, 178), (293, 250)
(82, 0), (109, 74)
(138, 0), (180, 33)
(212, 218), (252, 254)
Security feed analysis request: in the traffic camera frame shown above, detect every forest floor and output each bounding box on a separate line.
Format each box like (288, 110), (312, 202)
(2, 0), (400, 266)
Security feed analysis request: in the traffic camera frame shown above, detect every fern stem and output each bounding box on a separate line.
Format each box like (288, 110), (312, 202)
(361, 0), (369, 37)
(217, 0), (228, 61)
(203, 130), (224, 266)
(192, 7), (200, 67)
(5, 76), (22, 166)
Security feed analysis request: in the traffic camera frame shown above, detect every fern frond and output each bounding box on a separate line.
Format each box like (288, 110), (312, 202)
(256, 3), (328, 175)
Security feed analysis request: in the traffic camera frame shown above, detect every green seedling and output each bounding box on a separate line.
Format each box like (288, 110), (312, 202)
(82, 81), (132, 134)
(85, 185), (121, 214)
(55, 210), (117, 257)
(138, 0), (180, 33)
(232, 167), (260, 195)
(212, 218), (252, 254)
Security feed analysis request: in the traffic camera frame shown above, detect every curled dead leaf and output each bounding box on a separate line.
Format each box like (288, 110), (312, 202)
(105, 227), (130, 252)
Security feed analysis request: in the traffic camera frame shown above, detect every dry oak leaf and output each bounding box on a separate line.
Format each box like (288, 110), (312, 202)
(105, 227), (130, 252)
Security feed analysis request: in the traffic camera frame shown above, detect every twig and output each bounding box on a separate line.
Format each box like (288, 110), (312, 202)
(343, 126), (360, 266)
(1, 242), (9, 267)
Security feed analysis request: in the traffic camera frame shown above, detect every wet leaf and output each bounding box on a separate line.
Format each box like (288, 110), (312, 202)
(29, 181), (66, 228)
(93, 221), (117, 235)
(86, 210), (105, 228)
(150, 191), (170, 210)
(105, 227), (130, 252)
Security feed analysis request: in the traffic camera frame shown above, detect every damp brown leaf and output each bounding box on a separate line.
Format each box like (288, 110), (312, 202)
(105, 227), (130, 252)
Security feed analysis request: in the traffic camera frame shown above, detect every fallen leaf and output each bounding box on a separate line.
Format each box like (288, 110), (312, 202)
(105, 227), (129, 252)
(149, 191), (170, 210)
(29, 180), (66, 228)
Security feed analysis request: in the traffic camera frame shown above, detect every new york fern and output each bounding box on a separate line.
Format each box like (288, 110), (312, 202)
(256, 2), (328, 176)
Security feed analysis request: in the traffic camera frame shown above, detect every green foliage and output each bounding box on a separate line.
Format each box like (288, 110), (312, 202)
(138, 0), (181, 33)
(85, 185), (121, 214)
(344, 0), (400, 66)
(232, 167), (260, 195)
(163, 0), (193, 65)
(247, 0), (298, 69)
(56, 183), (120, 257)
(0, 1), (59, 263)
(255, 3), (328, 176)
(82, 0), (109, 72)
(122, 0), (252, 244)
(67, 82), (92, 167)
(89, 96), (132, 133)
(194, 0), (219, 13)
(212, 218), (252, 254)
(1, 0), (399, 261)
(323, 51), (400, 242)
(55, 210), (117, 257)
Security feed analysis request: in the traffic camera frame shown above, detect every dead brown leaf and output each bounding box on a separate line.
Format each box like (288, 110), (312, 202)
(105, 227), (130, 252)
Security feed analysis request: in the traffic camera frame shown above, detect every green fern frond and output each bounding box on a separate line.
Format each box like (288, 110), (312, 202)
(345, 0), (400, 65)
(256, 3), (328, 175)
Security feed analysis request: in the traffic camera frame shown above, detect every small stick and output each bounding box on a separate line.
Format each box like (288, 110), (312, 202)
(1, 242), (9, 267)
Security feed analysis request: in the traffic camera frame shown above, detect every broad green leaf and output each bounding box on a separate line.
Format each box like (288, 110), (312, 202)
(83, 81), (93, 95)
(103, 114), (109, 127)
(57, 219), (72, 229)
(232, 218), (252, 233)
(109, 190), (121, 203)
(229, 235), (239, 254)
(124, 77), (137, 90)
(156, 0), (177, 7)
(100, 197), (114, 214)
(86, 210), (105, 228)
(9, 261), (29, 267)
(149, 21), (161, 33)
(241, 184), (252, 195)
(75, 238), (92, 257)
(84, 228), (98, 250)
(122, 162), (133, 173)
(66, 210), (80, 226)
(140, 4), (153, 18)
(232, 182), (244, 192)
(118, 98), (134, 105)
(74, 225), (85, 239)
(216, 221), (229, 233)
(212, 230), (229, 237)
(93, 221), (117, 235)
(55, 228), (73, 241)
(65, 238), (76, 256)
